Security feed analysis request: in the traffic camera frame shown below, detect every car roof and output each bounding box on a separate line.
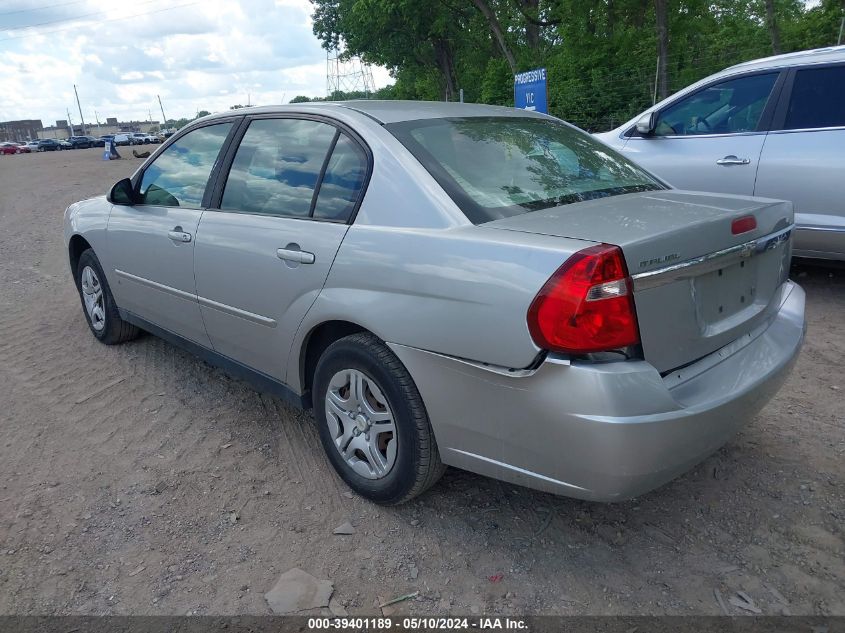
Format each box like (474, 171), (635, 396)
(719, 44), (845, 75)
(201, 100), (548, 125)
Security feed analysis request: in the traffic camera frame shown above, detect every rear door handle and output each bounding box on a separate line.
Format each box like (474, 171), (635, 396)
(167, 229), (192, 243)
(276, 248), (315, 264)
(716, 155), (751, 166)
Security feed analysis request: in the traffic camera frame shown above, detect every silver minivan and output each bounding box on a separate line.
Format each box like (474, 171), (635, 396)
(595, 46), (845, 261)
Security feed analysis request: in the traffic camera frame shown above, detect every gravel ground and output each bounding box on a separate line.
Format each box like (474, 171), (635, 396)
(0, 148), (843, 617)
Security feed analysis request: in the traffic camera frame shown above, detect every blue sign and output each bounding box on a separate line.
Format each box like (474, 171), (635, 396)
(514, 68), (548, 114)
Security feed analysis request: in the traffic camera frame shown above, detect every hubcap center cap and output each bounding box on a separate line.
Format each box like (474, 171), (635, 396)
(354, 414), (369, 432)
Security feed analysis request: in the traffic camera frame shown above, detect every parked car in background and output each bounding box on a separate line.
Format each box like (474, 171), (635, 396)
(24, 140), (40, 152)
(36, 139), (62, 151)
(130, 132), (151, 144)
(595, 45), (845, 261)
(68, 135), (97, 149)
(0, 142), (21, 154)
(57, 139), (73, 150)
(63, 102), (804, 504)
(113, 133), (131, 146)
(16, 143), (31, 153)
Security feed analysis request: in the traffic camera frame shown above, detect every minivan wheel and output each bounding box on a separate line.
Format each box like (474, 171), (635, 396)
(313, 333), (445, 504)
(75, 249), (140, 345)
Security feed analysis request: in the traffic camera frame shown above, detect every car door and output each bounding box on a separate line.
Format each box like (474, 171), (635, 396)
(619, 71), (783, 195)
(106, 120), (236, 346)
(755, 63), (845, 259)
(193, 116), (369, 381)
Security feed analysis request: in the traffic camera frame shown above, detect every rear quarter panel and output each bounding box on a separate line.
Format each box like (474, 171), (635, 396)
(287, 222), (592, 391)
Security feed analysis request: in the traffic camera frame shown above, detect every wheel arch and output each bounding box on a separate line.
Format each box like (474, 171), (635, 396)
(298, 319), (371, 408)
(68, 234), (93, 281)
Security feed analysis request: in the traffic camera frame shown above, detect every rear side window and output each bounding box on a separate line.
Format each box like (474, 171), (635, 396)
(313, 134), (368, 222)
(138, 122), (232, 208)
(221, 118), (336, 218)
(783, 65), (845, 130)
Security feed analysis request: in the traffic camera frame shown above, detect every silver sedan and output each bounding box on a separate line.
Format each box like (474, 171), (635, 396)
(64, 102), (805, 504)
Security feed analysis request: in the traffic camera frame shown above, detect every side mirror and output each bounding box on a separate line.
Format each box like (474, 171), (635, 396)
(108, 178), (135, 205)
(635, 112), (658, 135)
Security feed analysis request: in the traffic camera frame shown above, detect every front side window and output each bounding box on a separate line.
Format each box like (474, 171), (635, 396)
(138, 122), (232, 208)
(653, 73), (777, 136)
(783, 65), (845, 130)
(387, 117), (663, 224)
(221, 118), (337, 218)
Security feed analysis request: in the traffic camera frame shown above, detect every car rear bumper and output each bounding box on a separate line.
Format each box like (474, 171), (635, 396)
(389, 280), (805, 501)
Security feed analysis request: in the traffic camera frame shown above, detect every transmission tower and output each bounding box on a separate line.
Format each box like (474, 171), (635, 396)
(326, 49), (376, 99)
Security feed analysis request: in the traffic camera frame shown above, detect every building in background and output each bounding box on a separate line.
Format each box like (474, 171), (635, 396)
(39, 119), (161, 139)
(0, 120), (44, 143)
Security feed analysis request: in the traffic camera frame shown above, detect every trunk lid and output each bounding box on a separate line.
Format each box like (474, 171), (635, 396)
(486, 190), (793, 372)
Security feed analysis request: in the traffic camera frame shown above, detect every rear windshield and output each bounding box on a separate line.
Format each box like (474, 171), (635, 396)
(387, 117), (664, 224)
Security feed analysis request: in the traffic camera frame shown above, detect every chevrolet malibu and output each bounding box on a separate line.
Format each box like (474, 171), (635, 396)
(63, 102), (805, 504)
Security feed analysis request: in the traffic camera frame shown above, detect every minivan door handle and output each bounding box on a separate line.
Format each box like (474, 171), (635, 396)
(167, 228), (192, 243)
(716, 155), (751, 166)
(277, 247), (315, 265)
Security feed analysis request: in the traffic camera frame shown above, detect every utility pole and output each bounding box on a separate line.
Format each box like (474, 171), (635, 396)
(73, 85), (86, 135)
(66, 109), (74, 137)
(157, 94), (167, 127)
(838, 16), (844, 45)
(94, 110), (101, 132)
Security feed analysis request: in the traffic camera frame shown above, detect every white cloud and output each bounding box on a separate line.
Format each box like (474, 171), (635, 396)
(0, 0), (393, 126)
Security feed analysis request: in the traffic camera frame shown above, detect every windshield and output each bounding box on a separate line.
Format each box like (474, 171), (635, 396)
(387, 116), (664, 224)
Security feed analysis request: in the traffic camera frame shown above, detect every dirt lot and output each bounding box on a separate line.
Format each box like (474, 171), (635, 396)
(0, 148), (843, 617)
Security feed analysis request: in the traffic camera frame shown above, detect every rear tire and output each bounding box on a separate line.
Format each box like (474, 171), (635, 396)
(313, 333), (445, 504)
(75, 249), (140, 345)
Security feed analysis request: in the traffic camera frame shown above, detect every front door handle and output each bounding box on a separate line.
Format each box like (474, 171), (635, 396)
(716, 155), (751, 166)
(167, 228), (192, 243)
(277, 247), (315, 264)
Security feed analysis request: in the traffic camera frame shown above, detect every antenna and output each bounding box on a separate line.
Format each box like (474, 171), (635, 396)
(326, 48), (376, 99)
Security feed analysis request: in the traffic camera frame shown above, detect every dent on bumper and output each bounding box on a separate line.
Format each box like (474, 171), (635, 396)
(389, 281), (805, 501)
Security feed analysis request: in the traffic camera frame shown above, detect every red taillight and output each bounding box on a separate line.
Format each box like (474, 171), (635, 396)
(731, 215), (757, 235)
(527, 244), (640, 354)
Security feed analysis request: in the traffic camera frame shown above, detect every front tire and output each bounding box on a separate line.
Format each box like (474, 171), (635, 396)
(313, 333), (445, 504)
(75, 249), (140, 345)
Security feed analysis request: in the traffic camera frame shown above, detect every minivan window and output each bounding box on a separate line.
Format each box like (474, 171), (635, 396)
(387, 117), (663, 224)
(138, 122), (232, 208)
(312, 133), (368, 222)
(653, 73), (777, 136)
(221, 118), (337, 218)
(783, 65), (845, 130)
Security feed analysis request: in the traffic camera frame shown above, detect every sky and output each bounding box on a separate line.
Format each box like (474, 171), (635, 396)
(0, 0), (394, 127)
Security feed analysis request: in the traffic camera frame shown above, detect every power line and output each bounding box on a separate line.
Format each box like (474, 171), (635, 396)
(0, 0), (165, 33)
(0, 0), (87, 17)
(0, 1), (200, 41)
